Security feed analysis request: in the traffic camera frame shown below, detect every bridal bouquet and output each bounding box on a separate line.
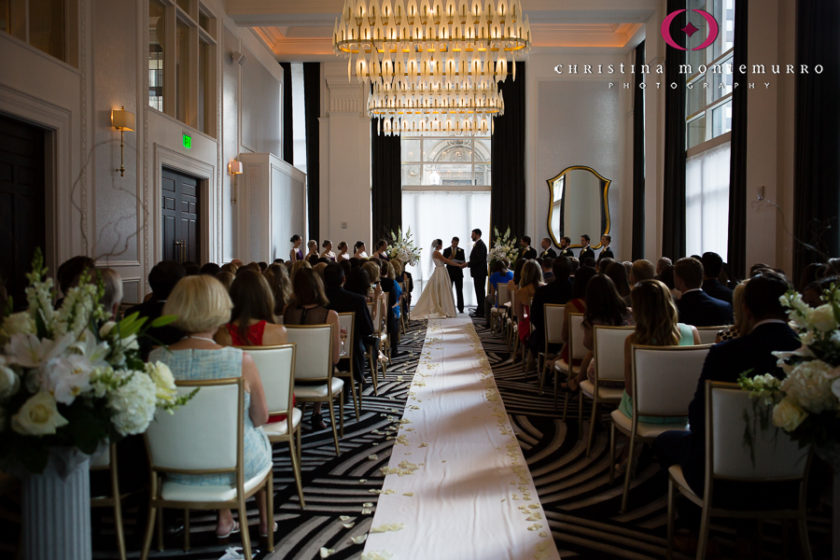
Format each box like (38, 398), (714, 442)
(489, 226), (518, 267)
(0, 250), (192, 473)
(739, 283), (840, 459)
(388, 227), (422, 266)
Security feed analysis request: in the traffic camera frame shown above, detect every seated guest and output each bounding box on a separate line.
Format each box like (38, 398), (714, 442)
(336, 241), (350, 262)
(655, 256), (672, 276)
(321, 240), (336, 261)
(305, 240), (320, 265)
(716, 280), (750, 342)
(151, 275), (272, 539)
(362, 260), (383, 302)
(266, 263), (293, 318)
(540, 257), (555, 283)
(516, 260), (544, 351)
(379, 261), (401, 355)
(220, 262), (239, 275)
(200, 262), (221, 276)
(528, 257), (573, 360)
(312, 261), (328, 281)
(629, 259), (656, 287)
(657, 263), (676, 291)
(290, 259), (311, 281)
(619, 279), (700, 424)
(556, 266), (598, 366)
(215, 269), (287, 347)
(605, 261), (632, 306)
(345, 267), (371, 298)
(183, 261), (200, 276)
(673, 257), (733, 326)
(391, 258), (412, 317)
(216, 270), (235, 291)
(597, 257), (614, 275)
(701, 252), (733, 303)
(654, 271), (800, 495)
(56, 255), (95, 305)
(97, 268), (123, 320)
(127, 260), (186, 359)
(284, 269), (341, 430)
(323, 263), (374, 386)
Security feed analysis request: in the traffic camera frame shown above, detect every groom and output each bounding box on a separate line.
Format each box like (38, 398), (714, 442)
(443, 237), (465, 314)
(466, 228), (488, 318)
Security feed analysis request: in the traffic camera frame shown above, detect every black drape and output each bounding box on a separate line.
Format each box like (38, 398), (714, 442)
(303, 63), (320, 241)
(726, 0), (749, 281)
(793, 0), (840, 277)
(371, 120), (401, 242)
(491, 61), (526, 244)
(631, 41), (646, 261)
(661, 1), (687, 260)
(279, 62), (294, 165)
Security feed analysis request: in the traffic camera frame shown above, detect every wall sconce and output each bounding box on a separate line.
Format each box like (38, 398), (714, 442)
(227, 159), (243, 175)
(110, 106), (135, 177)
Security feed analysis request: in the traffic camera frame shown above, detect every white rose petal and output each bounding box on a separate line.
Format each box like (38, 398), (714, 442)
(772, 397), (809, 432)
(809, 304), (838, 332)
(11, 391), (69, 435)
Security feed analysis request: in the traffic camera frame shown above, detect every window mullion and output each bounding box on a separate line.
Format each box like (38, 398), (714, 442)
(163, 4), (177, 117)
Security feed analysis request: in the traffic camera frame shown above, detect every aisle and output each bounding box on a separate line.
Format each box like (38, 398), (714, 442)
(363, 318), (560, 560)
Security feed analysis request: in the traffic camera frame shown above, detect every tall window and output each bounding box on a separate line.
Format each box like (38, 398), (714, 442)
(148, 0), (217, 137)
(401, 135), (491, 305)
(685, 0), (735, 258)
(0, 0), (78, 66)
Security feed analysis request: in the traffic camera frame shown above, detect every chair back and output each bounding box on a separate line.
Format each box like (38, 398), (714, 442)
(568, 312), (587, 362)
(593, 325), (635, 382)
(377, 292), (389, 335)
(337, 311), (355, 360)
(631, 344), (711, 417)
(707, 382), (810, 480)
(695, 325), (729, 344)
(286, 324), (334, 381)
(497, 282), (510, 307)
(146, 378), (243, 473)
(241, 344), (295, 415)
(543, 304), (565, 345)
(509, 287), (518, 319)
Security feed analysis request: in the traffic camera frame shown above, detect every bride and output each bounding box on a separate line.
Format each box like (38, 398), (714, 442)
(412, 239), (462, 319)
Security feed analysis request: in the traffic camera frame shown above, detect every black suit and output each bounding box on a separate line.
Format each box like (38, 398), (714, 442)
(326, 286), (374, 383)
(558, 247), (574, 258)
(467, 239), (488, 316)
(677, 289), (733, 326)
(702, 278), (733, 303)
(443, 246), (465, 313)
(597, 247), (614, 262)
(539, 247), (557, 259)
(579, 246), (595, 262)
(521, 247), (537, 260)
(655, 321), (801, 494)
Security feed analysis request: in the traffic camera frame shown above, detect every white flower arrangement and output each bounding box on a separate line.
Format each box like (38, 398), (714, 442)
(388, 227), (422, 266)
(489, 226), (519, 267)
(739, 283), (840, 454)
(0, 250), (193, 473)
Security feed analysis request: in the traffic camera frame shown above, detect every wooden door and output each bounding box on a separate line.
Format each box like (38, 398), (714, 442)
(161, 167), (200, 264)
(0, 114), (46, 310)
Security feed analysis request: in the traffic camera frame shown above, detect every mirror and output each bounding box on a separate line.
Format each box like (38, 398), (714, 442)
(546, 166), (611, 249)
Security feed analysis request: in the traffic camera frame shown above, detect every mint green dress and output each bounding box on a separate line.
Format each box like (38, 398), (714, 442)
(617, 323), (694, 424)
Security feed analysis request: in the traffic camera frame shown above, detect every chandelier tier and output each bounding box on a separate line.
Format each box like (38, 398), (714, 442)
(368, 81), (504, 116)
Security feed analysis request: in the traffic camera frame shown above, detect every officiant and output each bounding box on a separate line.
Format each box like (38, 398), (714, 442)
(443, 237), (466, 314)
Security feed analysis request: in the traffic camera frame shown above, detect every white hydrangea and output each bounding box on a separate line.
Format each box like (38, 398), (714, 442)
(108, 372), (157, 436)
(781, 360), (840, 413)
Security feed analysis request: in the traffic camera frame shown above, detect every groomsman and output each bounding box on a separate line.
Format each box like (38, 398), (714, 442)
(467, 228), (488, 317)
(539, 237), (557, 259)
(597, 235), (614, 262)
(519, 236), (537, 260)
(443, 237), (465, 314)
(579, 234), (595, 263)
(558, 236), (574, 258)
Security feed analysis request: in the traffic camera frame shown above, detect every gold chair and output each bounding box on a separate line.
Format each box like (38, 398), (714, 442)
(536, 303), (565, 393)
(694, 324), (731, 344)
(90, 442), (126, 560)
(554, 311), (586, 415)
(336, 311), (361, 420)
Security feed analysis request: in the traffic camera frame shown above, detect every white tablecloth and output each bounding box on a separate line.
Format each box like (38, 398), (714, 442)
(363, 318), (560, 560)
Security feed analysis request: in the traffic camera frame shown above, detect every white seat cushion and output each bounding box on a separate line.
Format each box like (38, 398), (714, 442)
(610, 408), (688, 439)
(160, 463), (271, 503)
(579, 380), (623, 402)
(294, 377), (344, 399)
(262, 408), (302, 437)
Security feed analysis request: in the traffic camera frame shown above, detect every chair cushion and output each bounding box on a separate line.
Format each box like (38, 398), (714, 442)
(160, 463), (271, 503)
(610, 409), (689, 439)
(262, 408), (302, 437)
(580, 380), (623, 402)
(295, 378), (344, 399)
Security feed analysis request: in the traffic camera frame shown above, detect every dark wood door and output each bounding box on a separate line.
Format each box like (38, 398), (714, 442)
(161, 168), (200, 264)
(0, 114), (46, 311)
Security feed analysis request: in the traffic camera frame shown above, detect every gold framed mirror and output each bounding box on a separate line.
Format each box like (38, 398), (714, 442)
(546, 165), (611, 249)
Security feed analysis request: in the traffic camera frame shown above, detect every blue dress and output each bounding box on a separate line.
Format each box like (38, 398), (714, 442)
(149, 346), (272, 485)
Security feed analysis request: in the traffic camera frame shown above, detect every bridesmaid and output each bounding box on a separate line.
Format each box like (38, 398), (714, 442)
(289, 234), (303, 262)
(321, 240), (336, 261)
(335, 241), (350, 262)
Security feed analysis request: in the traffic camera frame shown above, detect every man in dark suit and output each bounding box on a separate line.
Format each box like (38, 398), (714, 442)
(324, 263), (374, 386)
(528, 258), (573, 358)
(558, 236), (574, 258)
(539, 237), (557, 260)
(701, 251), (733, 303)
(467, 228), (488, 317)
(519, 236), (537, 260)
(674, 257), (733, 326)
(655, 271), (801, 495)
(126, 260), (186, 360)
(578, 234), (595, 263)
(443, 237), (465, 314)
(597, 234), (614, 262)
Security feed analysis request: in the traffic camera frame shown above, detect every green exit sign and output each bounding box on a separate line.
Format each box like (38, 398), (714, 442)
(182, 134), (192, 149)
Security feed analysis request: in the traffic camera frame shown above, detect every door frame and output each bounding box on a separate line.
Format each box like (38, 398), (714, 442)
(152, 144), (215, 267)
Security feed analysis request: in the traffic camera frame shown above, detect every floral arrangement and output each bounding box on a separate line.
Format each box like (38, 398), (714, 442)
(388, 227), (422, 266)
(738, 283), (840, 456)
(489, 226), (519, 267)
(0, 250), (192, 473)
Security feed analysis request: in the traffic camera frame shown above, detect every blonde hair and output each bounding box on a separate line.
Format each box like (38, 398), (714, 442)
(362, 261), (380, 283)
(519, 259), (543, 288)
(290, 259), (311, 281)
(312, 261), (328, 280)
(164, 275), (232, 333)
(732, 280), (749, 334)
(630, 279), (680, 346)
(391, 258), (404, 276)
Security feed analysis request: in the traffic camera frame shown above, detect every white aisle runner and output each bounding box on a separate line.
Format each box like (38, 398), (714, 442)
(363, 318), (560, 560)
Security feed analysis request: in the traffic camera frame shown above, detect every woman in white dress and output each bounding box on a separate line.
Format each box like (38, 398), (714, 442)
(412, 239), (461, 319)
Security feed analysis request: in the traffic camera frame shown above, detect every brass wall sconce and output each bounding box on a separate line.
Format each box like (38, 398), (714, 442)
(110, 106), (135, 177)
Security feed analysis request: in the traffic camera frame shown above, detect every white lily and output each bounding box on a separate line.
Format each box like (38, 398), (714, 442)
(4, 332), (75, 369)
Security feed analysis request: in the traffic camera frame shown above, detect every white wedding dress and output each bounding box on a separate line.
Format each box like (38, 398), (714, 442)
(412, 252), (457, 319)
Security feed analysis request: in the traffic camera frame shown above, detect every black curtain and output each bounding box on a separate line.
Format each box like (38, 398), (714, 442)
(303, 63), (320, 241)
(371, 119), (401, 242)
(793, 0), (840, 278)
(279, 62), (294, 165)
(726, 0), (749, 281)
(631, 41), (646, 261)
(661, 1), (687, 260)
(491, 61), (526, 244)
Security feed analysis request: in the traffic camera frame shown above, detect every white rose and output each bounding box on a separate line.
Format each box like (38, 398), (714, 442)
(0, 312), (36, 340)
(809, 304), (838, 333)
(145, 361), (177, 404)
(11, 391), (69, 436)
(781, 360), (837, 413)
(0, 361), (20, 399)
(772, 397), (809, 433)
(108, 372), (157, 436)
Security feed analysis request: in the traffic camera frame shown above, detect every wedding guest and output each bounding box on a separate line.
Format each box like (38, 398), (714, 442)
(629, 259), (656, 286)
(597, 257), (614, 275)
(312, 261), (328, 281)
(152, 275), (271, 539)
(557, 266), (597, 368)
(321, 240), (336, 261)
(216, 270), (235, 291)
(98, 268), (123, 320)
(353, 241), (369, 259)
(516, 260), (544, 354)
(183, 261), (200, 276)
(215, 269), (287, 347)
(266, 263), (293, 318)
(656, 256), (672, 276)
(127, 260), (185, 359)
(486, 259), (513, 321)
(673, 257), (733, 326)
(540, 257), (555, 283)
(323, 263), (373, 387)
(701, 252), (733, 303)
(289, 234), (304, 262)
(379, 261), (401, 355)
(605, 261), (632, 305)
(716, 280), (750, 342)
(220, 262), (239, 275)
(56, 255), (95, 304)
(345, 267), (371, 299)
(336, 241), (350, 262)
(290, 259), (311, 281)
(528, 257), (573, 360)
(200, 262), (221, 276)
(393, 258), (414, 317)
